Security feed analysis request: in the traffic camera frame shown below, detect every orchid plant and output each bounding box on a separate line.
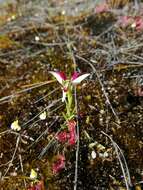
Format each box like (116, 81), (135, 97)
(49, 71), (90, 173)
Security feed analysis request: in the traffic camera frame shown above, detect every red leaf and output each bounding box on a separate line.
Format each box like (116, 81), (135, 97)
(67, 120), (77, 145)
(135, 16), (143, 30)
(56, 131), (68, 143)
(52, 155), (65, 174)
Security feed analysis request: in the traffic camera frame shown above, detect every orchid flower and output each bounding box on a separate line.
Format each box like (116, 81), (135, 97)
(49, 71), (90, 102)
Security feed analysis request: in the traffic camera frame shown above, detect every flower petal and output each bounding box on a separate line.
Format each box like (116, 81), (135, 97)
(39, 111), (46, 120)
(91, 150), (96, 159)
(72, 73), (90, 85)
(30, 169), (37, 179)
(49, 71), (67, 84)
(11, 120), (21, 131)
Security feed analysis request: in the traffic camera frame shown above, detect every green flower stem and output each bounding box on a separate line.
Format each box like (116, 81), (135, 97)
(65, 85), (75, 120)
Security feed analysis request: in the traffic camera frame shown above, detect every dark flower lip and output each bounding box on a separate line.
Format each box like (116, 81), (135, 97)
(57, 71), (67, 81)
(71, 72), (80, 81)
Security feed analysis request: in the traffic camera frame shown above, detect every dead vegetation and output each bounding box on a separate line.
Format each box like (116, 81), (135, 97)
(0, 0), (143, 190)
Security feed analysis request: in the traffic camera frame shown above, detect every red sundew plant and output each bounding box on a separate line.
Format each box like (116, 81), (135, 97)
(95, 3), (109, 14)
(55, 120), (77, 145)
(134, 16), (143, 31)
(55, 131), (68, 143)
(134, 86), (143, 97)
(27, 181), (44, 190)
(118, 15), (143, 31)
(52, 155), (65, 174)
(118, 16), (134, 28)
(67, 120), (77, 145)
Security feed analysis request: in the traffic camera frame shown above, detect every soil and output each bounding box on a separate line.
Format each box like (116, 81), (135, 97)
(0, 0), (143, 190)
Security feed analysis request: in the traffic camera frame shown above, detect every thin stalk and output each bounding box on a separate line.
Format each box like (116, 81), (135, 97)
(74, 87), (79, 190)
(68, 43), (79, 190)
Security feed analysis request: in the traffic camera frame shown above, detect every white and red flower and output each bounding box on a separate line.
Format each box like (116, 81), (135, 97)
(49, 71), (90, 102)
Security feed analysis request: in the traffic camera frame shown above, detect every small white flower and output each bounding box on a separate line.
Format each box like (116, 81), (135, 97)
(103, 152), (109, 158)
(11, 120), (21, 131)
(39, 111), (46, 120)
(30, 169), (37, 179)
(99, 152), (108, 158)
(11, 15), (16, 20)
(131, 22), (136, 28)
(91, 150), (97, 159)
(35, 36), (40, 41)
(62, 10), (66, 15)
